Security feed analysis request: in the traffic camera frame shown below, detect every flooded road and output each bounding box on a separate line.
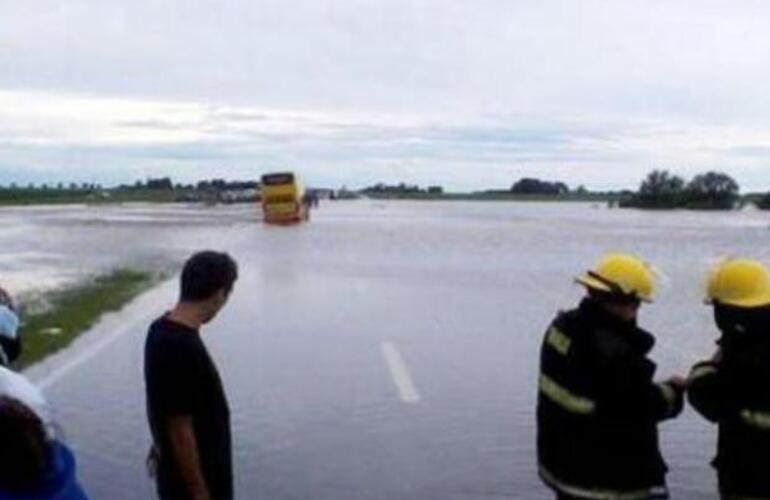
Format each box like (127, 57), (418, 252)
(0, 203), (256, 295)
(12, 201), (770, 499)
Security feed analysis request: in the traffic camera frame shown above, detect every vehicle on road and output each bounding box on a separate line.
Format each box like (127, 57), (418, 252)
(260, 172), (310, 224)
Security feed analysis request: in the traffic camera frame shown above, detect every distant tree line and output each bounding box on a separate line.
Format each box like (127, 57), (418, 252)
(0, 182), (113, 205)
(510, 178), (569, 196)
(0, 178), (264, 193)
(756, 193), (770, 210)
(120, 178), (259, 192)
(195, 179), (259, 191)
(362, 183), (444, 195)
(0, 182), (102, 192)
(619, 170), (742, 210)
(362, 177), (610, 200)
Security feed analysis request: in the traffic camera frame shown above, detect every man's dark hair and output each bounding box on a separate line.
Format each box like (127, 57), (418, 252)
(0, 397), (50, 494)
(180, 251), (238, 302)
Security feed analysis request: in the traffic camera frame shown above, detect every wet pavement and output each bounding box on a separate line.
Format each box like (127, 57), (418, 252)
(12, 200), (770, 499)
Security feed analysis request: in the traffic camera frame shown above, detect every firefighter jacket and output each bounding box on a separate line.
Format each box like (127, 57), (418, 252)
(537, 298), (683, 500)
(687, 325), (770, 498)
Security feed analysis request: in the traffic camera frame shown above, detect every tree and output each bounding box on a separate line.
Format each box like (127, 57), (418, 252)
(510, 178), (569, 196)
(628, 170), (686, 208)
(619, 169), (741, 210)
(684, 171), (740, 210)
(756, 192), (770, 210)
(146, 177), (173, 190)
(639, 170), (685, 196)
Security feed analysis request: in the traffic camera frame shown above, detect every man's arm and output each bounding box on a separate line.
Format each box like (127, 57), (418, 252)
(167, 415), (210, 500)
(595, 366), (685, 420)
(687, 349), (727, 422)
(592, 348), (685, 421)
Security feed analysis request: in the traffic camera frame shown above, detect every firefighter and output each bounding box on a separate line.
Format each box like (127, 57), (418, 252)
(687, 258), (770, 499)
(537, 253), (686, 500)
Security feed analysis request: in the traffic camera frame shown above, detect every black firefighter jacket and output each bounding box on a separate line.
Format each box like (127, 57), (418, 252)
(537, 298), (684, 500)
(688, 326), (770, 498)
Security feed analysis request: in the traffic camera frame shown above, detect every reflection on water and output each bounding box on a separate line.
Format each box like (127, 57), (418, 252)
(11, 200), (769, 499)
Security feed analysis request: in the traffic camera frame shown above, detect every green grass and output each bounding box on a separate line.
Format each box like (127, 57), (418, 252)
(14, 269), (161, 369)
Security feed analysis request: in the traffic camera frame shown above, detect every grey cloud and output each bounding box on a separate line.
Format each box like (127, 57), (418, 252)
(1, 0), (770, 189)
(114, 119), (188, 131)
(724, 146), (770, 159)
(3, 0), (770, 119)
(1, 141), (233, 162)
(210, 111), (271, 123)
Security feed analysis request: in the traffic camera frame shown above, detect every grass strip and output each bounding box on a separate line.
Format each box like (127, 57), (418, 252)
(15, 269), (161, 369)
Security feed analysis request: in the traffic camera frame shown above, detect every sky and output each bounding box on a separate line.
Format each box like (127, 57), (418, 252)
(1, 0), (770, 191)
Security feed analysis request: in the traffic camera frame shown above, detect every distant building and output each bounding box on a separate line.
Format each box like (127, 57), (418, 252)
(308, 188), (335, 200)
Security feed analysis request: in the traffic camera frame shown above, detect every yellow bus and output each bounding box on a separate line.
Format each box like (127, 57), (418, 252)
(260, 172), (309, 224)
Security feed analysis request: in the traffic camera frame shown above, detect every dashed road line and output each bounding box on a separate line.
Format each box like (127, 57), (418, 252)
(380, 341), (421, 404)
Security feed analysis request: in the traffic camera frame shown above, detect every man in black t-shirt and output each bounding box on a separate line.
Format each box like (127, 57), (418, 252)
(145, 251), (238, 500)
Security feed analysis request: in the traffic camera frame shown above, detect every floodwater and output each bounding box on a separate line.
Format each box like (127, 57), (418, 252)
(0, 203), (256, 295)
(11, 200), (770, 499)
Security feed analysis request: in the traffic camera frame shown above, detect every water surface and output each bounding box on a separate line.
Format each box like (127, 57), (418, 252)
(15, 200), (769, 499)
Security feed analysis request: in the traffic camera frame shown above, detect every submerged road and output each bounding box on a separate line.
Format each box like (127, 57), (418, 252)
(20, 201), (757, 499)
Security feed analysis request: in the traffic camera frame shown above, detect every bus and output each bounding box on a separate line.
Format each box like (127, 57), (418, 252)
(260, 172), (310, 224)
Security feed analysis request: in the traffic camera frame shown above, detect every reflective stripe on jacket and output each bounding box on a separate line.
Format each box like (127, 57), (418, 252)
(537, 298), (682, 499)
(688, 331), (770, 498)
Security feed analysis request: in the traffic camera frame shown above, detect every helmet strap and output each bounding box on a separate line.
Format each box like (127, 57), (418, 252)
(587, 271), (640, 303)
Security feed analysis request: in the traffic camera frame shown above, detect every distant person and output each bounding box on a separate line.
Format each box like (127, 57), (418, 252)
(537, 254), (686, 500)
(301, 191), (316, 219)
(688, 259), (770, 499)
(144, 251), (238, 500)
(0, 396), (87, 500)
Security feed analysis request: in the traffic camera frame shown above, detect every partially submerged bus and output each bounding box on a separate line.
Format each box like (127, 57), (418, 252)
(260, 172), (309, 224)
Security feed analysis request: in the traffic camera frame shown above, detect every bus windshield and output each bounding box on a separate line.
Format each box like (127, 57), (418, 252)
(261, 173), (295, 186)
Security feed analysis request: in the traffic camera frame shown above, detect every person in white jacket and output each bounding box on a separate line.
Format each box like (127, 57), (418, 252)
(0, 287), (53, 436)
(0, 295), (21, 367)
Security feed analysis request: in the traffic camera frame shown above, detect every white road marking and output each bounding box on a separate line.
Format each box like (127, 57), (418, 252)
(35, 279), (176, 391)
(37, 319), (144, 391)
(380, 341), (421, 404)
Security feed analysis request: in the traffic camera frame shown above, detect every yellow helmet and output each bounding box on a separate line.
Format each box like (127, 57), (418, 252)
(576, 253), (655, 302)
(705, 258), (770, 308)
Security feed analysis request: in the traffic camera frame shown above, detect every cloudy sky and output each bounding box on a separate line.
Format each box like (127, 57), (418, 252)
(1, 0), (770, 191)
